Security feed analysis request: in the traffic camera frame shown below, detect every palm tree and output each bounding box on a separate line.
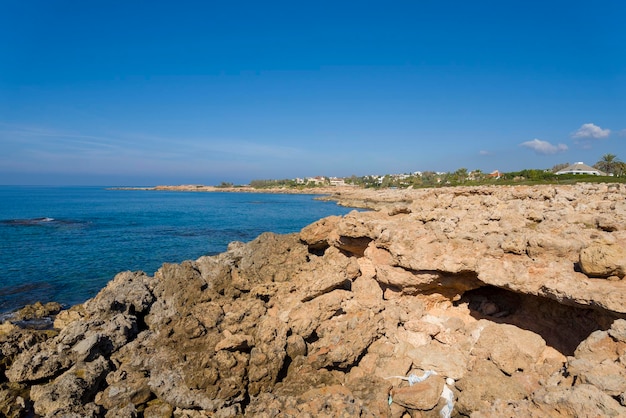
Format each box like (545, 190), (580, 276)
(613, 161), (626, 177)
(454, 168), (468, 183)
(594, 154), (620, 175)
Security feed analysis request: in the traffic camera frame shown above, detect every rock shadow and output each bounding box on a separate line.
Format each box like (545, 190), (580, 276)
(456, 285), (621, 356)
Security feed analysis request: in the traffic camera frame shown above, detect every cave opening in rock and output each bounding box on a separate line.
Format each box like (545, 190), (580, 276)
(456, 285), (620, 356)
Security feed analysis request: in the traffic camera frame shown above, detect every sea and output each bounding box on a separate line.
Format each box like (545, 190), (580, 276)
(0, 186), (355, 315)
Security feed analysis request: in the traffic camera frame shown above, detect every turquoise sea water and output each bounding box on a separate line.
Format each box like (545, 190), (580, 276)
(0, 186), (354, 314)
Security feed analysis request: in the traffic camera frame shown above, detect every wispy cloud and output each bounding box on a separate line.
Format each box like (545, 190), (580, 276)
(479, 150), (492, 156)
(520, 139), (568, 155)
(0, 122), (308, 179)
(572, 123), (610, 139)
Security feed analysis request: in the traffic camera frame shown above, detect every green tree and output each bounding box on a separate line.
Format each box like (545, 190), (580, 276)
(453, 168), (468, 184)
(613, 161), (626, 177)
(421, 171), (439, 186)
(594, 154), (620, 175)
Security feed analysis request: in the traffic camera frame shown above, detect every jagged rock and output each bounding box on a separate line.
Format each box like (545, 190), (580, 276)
(471, 384), (626, 417)
(0, 383), (30, 418)
(300, 215), (341, 250)
(0, 322), (55, 380)
(389, 374), (444, 410)
(405, 341), (469, 380)
(307, 310), (383, 370)
(3, 184), (626, 417)
(455, 359), (528, 414)
(30, 355), (109, 417)
(104, 402), (137, 418)
(296, 246), (359, 301)
(526, 384), (625, 417)
(54, 305), (86, 329)
(214, 330), (253, 352)
(473, 322), (547, 375)
(287, 290), (351, 338)
(566, 320), (626, 398)
(10, 301), (62, 322)
(143, 399), (174, 417)
(246, 385), (379, 417)
(83, 270), (155, 316)
(248, 316), (289, 396)
(7, 312), (138, 383)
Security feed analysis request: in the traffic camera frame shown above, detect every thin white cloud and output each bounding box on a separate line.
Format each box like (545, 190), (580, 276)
(479, 150), (492, 156)
(572, 123), (611, 139)
(0, 122), (308, 179)
(520, 139), (568, 155)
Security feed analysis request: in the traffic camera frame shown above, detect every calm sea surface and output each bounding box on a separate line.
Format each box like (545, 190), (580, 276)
(0, 186), (354, 314)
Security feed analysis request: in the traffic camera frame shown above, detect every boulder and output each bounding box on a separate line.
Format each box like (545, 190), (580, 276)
(455, 359), (527, 414)
(579, 243), (626, 278)
(389, 374), (444, 410)
(30, 356), (109, 417)
(473, 322), (547, 375)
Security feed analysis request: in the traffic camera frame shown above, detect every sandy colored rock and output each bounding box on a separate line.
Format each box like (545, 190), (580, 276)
(456, 359), (527, 414)
(579, 242), (626, 278)
(474, 322), (547, 375)
(389, 374), (444, 410)
(3, 183), (626, 417)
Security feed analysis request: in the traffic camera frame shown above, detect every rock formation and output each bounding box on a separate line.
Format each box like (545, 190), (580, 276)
(1, 183), (626, 417)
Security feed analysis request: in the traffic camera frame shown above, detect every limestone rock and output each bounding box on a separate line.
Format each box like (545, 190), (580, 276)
(10, 301), (62, 322)
(474, 322), (547, 375)
(567, 321), (626, 398)
(308, 310), (383, 370)
(531, 384), (626, 417)
(30, 356), (109, 417)
(580, 243), (626, 278)
(299, 215), (341, 250)
(455, 359), (527, 414)
(3, 184), (626, 417)
(389, 374), (444, 410)
(406, 341), (469, 380)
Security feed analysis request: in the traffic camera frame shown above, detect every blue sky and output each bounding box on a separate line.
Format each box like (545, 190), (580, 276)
(1, 1), (624, 185)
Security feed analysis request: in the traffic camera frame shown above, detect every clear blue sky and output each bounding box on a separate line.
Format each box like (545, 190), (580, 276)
(1, 0), (624, 185)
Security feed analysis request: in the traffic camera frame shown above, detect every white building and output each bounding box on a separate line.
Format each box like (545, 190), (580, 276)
(555, 162), (607, 176)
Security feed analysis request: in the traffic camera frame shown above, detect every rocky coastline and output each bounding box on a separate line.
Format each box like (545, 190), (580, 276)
(2, 183), (626, 417)
(108, 185), (351, 195)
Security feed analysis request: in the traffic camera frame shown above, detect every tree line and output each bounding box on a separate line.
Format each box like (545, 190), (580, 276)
(241, 153), (625, 189)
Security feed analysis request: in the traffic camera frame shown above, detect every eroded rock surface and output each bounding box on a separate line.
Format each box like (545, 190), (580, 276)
(2, 183), (626, 417)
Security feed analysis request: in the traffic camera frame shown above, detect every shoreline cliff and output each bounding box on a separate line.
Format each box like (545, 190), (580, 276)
(2, 183), (626, 417)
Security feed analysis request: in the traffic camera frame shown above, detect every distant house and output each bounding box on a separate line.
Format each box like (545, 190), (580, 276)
(486, 170), (501, 179)
(555, 162), (607, 176)
(306, 176), (327, 185)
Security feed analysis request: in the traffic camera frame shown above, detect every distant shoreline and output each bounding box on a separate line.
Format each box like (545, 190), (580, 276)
(107, 184), (358, 195)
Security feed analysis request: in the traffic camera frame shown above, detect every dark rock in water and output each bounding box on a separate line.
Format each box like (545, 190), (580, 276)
(0, 217), (88, 228)
(0, 217), (56, 226)
(8, 302), (63, 330)
(1, 184), (626, 417)
(11, 301), (63, 320)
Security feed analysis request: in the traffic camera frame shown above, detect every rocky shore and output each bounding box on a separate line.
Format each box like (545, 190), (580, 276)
(2, 183), (626, 417)
(109, 185), (351, 195)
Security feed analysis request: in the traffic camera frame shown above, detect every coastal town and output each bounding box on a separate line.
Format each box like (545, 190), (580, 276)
(202, 156), (624, 191)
